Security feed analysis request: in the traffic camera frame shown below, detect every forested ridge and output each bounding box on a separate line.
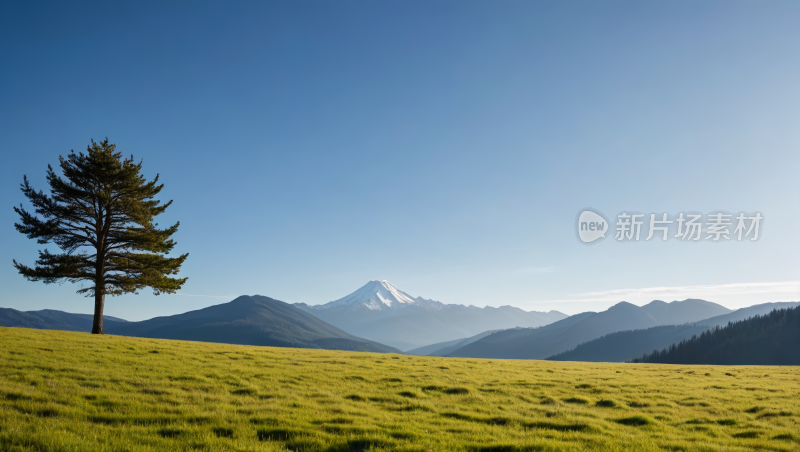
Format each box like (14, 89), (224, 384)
(630, 307), (799, 365)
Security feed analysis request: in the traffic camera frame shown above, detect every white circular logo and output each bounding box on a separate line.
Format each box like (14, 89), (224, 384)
(576, 209), (608, 244)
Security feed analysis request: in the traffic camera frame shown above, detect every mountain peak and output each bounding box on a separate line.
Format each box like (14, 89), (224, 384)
(319, 280), (421, 311)
(607, 301), (639, 310)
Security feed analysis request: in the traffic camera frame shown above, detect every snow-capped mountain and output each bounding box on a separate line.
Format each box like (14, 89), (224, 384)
(295, 280), (568, 351)
(315, 280), (444, 312)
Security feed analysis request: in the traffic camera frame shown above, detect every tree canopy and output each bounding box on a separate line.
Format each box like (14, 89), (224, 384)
(13, 139), (188, 334)
(629, 307), (799, 365)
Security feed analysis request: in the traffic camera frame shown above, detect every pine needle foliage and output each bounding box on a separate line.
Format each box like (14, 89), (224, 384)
(12, 139), (188, 334)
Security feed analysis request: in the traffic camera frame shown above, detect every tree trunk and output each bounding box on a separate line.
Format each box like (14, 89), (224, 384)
(91, 291), (105, 334)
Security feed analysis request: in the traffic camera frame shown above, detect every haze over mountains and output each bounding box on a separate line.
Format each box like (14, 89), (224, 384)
(2, 279), (795, 365)
(405, 330), (496, 357)
(446, 299), (732, 359)
(294, 280), (567, 350)
(1, 296), (398, 353)
(548, 301), (800, 363)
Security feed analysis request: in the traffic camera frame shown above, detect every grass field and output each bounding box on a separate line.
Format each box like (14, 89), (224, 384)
(1, 327), (798, 452)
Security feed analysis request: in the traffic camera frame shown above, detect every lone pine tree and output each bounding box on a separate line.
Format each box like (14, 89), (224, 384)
(13, 139), (188, 334)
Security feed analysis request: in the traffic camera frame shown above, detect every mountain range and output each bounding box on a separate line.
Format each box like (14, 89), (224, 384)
(295, 280), (567, 350)
(631, 305), (800, 365)
(445, 298), (732, 359)
(548, 301), (800, 362)
(1, 296), (398, 353)
(3, 279), (794, 365)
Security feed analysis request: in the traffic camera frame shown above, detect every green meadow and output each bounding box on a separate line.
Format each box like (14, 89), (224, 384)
(1, 327), (798, 452)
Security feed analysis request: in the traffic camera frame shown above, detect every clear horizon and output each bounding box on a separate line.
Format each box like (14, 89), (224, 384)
(14, 279), (800, 321)
(2, 1), (798, 321)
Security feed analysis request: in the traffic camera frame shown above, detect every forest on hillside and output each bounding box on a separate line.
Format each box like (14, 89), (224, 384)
(630, 307), (799, 365)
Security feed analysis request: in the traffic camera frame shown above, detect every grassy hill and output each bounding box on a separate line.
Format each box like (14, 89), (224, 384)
(1, 327), (798, 452)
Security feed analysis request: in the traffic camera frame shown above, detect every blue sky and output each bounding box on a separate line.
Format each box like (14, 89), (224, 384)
(1, 1), (798, 320)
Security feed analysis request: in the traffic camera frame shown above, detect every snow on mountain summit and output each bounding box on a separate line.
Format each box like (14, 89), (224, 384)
(320, 280), (430, 311)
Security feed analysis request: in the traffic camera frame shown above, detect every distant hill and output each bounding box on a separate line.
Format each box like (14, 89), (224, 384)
(405, 338), (466, 356)
(630, 306), (799, 365)
(105, 295), (398, 353)
(405, 330), (496, 356)
(296, 280), (567, 350)
(446, 299), (732, 359)
(0, 308), (128, 332)
(549, 301), (800, 362)
(684, 302), (800, 331)
(1, 297), (398, 353)
(548, 324), (707, 362)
